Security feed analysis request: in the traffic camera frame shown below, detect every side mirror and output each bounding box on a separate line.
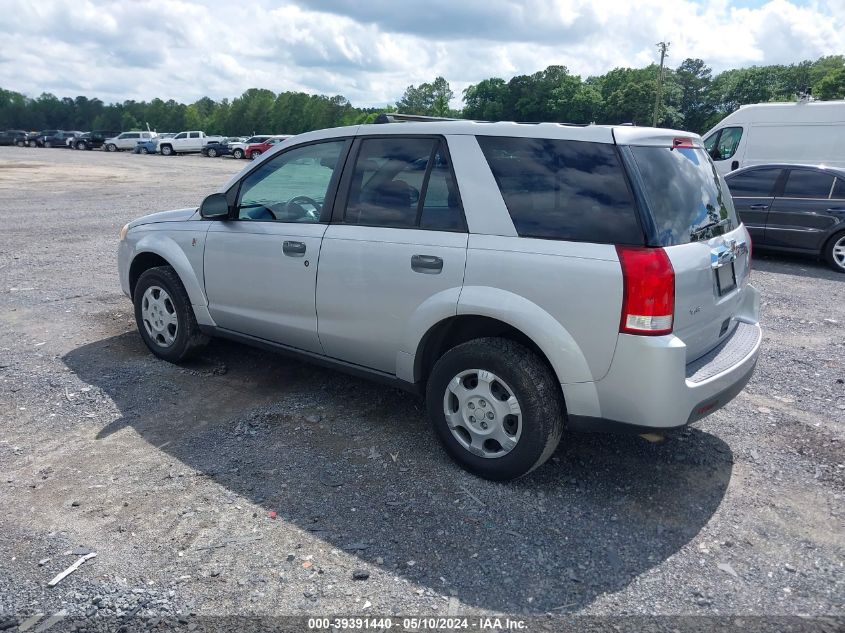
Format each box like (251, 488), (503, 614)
(199, 192), (230, 219)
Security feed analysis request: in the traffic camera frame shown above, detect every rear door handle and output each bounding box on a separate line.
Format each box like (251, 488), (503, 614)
(411, 254), (443, 274)
(748, 204), (769, 210)
(283, 240), (306, 256)
(826, 207), (845, 212)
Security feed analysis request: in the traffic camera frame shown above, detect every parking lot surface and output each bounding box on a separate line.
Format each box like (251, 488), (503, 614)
(0, 147), (843, 626)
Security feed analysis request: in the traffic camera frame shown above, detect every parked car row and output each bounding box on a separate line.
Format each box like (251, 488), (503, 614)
(6, 128), (276, 158)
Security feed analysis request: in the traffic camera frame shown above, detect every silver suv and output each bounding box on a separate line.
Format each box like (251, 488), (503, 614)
(118, 122), (761, 480)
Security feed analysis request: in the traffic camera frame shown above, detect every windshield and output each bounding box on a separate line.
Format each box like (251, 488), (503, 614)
(630, 146), (738, 245)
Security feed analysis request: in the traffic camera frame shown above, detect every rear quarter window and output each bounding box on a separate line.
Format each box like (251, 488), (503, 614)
(630, 146), (738, 245)
(477, 136), (643, 244)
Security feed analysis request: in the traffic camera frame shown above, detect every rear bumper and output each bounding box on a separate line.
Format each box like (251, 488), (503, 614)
(564, 287), (762, 430)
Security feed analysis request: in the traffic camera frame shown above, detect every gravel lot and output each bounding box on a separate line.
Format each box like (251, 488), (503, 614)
(0, 146), (842, 631)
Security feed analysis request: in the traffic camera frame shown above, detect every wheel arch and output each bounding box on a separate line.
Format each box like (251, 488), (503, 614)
(127, 233), (208, 316)
(409, 287), (595, 388)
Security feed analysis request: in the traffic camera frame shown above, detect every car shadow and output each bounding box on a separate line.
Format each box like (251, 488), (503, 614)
(63, 332), (733, 613)
(752, 249), (843, 281)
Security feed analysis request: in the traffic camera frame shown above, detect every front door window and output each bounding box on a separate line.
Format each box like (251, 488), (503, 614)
(236, 141), (346, 222)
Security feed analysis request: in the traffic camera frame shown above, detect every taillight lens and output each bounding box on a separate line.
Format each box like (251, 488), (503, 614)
(616, 246), (675, 336)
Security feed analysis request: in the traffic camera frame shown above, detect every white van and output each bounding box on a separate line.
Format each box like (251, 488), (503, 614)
(703, 100), (845, 175)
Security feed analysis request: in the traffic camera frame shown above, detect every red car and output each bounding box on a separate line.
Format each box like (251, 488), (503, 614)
(246, 135), (291, 159)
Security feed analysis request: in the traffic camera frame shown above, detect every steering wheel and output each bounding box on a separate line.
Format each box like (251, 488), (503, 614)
(286, 195), (321, 221)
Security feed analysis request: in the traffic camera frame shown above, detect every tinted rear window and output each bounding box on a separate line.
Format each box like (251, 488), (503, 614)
(725, 168), (782, 197)
(783, 169), (835, 199)
(477, 136), (642, 244)
(630, 146), (738, 245)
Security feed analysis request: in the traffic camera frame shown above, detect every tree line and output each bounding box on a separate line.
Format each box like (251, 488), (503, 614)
(1, 55), (843, 136)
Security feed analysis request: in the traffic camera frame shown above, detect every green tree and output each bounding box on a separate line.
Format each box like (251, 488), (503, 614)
(816, 66), (845, 100)
(396, 77), (455, 116)
(462, 78), (507, 120)
(674, 58), (713, 133)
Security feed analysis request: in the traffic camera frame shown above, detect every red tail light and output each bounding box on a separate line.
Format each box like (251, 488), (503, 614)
(616, 246), (675, 336)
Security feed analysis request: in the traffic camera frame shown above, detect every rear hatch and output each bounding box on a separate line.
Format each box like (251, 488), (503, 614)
(623, 135), (752, 362)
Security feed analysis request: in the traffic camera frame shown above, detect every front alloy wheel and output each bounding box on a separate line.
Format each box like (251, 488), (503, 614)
(141, 285), (178, 348)
(133, 266), (207, 362)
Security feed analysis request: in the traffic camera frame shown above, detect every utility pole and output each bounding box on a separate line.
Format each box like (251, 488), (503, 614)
(652, 41), (670, 127)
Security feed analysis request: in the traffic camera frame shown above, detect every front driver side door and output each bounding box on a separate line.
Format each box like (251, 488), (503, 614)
(204, 139), (350, 353)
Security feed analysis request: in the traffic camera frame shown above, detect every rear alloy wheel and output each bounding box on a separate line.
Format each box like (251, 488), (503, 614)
(28, 140), (36, 147)
(76, 141), (86, 150)
(250, 150), (262, 159)
(824, 231), (845, 273)
(44, 141), (52, 148)
(426, 337), (565, 480)
(233, 148), (244, 159)
(106, 143), (117, 152)
(134, 266), (208, 362)
(160, 145), (173, 156)
(207, 147), (218, 157)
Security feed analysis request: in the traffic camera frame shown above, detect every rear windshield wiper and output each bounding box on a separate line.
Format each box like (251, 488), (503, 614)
(690, 217), (732, 242)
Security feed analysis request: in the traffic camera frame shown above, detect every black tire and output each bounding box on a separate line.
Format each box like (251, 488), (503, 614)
(425, 337), (565, 481)
(140, 147), (149, 154)
(823, 230), (845, 273)
(28, 140), (36, 147)
(250, 150), (261, 159)
(160, 144), (173, 156)
(207, 147), (218, 157)
(44, 141), (52, 148)
(106, 143), (117, 152)
(233, 149), (244, 159)
(76, 141), (86, 150)
(133, 266), (208, 363)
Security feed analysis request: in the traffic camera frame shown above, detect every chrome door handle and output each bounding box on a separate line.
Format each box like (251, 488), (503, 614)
(748, 204), (769, 210)
(411, 254), (443, 274)
(283, 240), (306, 256)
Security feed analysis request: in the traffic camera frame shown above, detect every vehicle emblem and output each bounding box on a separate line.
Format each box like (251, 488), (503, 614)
(689, 306), (701, 315)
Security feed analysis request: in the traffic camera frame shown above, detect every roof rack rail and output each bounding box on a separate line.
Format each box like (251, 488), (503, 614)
(374, 112), (462, 124)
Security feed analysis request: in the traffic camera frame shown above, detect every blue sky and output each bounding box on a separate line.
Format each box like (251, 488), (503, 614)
(0, 0), (842, 107)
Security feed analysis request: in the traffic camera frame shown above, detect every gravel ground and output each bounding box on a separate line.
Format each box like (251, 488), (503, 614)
(0, 146), (842, 632)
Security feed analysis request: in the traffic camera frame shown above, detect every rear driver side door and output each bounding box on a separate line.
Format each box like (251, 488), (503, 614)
(316, 136), (468, 375)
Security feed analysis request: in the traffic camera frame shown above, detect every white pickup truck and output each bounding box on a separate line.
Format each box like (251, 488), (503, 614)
(157, 131), (224, 156)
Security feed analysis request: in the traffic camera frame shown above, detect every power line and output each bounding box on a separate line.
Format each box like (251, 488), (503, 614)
(653, 41), (670, 127)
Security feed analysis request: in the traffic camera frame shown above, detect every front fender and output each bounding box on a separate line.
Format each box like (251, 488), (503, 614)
(126, 228), (214, 325)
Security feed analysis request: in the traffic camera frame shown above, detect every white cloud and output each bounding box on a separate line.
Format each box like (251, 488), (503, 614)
(0, 0), (842, 108)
